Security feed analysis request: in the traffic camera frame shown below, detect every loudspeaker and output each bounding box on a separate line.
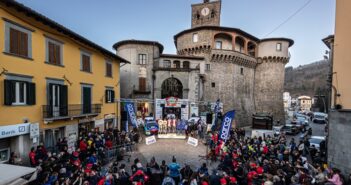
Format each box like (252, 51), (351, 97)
(121, 111), (128, 121)
(206, 113), (212, 124)
(181, 104), (186, 108)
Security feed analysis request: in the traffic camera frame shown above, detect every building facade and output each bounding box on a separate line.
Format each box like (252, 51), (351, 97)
(325, 0), (351, 174)
(297, 96), (312, 112)
(115, 0), (293, 126)
(283, 92), (291, 110)
(0, 1), (128, 163)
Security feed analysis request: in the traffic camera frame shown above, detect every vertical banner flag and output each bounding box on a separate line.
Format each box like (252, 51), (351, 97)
(211, 99), (221, 131)
(125, 102), (137, 127)
(219, 110), (236, 141)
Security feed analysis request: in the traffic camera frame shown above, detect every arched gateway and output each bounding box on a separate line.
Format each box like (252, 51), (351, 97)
(161, 77), (183, 99)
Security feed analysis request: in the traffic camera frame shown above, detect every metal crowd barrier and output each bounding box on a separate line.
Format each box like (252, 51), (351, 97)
(104, 142), (136, 163)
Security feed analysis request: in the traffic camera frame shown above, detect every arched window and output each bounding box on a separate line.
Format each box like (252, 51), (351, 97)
(214, 33), (233, 50)
(183, 61), (190, 69)
(161, 77), (183, 98)
(173, 60), (180, 68)
(235, 36), (245, 53)
(247, 41), (256, 57)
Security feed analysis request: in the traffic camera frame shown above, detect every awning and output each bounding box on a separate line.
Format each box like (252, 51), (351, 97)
(0, 164), (37, 185)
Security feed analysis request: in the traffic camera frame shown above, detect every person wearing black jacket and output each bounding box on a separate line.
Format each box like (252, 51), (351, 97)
(180, 164), (194, 185)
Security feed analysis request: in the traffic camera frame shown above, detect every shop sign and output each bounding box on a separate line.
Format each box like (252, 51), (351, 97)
(0, 123), (30, 139)
(187, 137), (198, 147)
(165, 96), (180, 107)
(30, 123), (39, 139)
(104, 114), (115, 119)
(145, 135), (156, 145)
(94, 119), (105, 131)
(78, 117), (95, 124)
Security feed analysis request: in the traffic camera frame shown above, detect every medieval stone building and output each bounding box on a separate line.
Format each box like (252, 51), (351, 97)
(114, 0), (293, 126)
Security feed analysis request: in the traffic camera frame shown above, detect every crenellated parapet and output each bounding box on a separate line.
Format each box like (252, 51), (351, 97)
(257, 56), (290, 64)
(210, 49), (257, 68)
(177, 45), (212, 56)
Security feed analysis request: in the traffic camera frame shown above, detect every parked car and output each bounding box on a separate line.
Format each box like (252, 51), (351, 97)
(280, 124), (299, 135)
(313, 112), (328, 124)
(308, 136), (326, 151)
(144, 120), (159, 136)
(273, 126), (283, 137)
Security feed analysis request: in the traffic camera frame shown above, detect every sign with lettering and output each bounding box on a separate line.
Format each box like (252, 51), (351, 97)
(165, 96), (180, 107)
(125, 102), (138, 127)
(145, 135), (156, 145)
(30, 123), (39, 139)
(187, 137), (198, 147)
(0, 123), (30, 139)
(219, 110), (236, 141)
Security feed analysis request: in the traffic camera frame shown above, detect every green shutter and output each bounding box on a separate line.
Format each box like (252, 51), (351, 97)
(4, 80), (15, 105)
(26, 82), (36, 105)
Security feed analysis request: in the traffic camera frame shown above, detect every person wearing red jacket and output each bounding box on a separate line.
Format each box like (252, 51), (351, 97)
(130, 170), (149, 184)
(79, 139), (87, 152)
(28, 147), (36, 167)
(105, 139), (113, 149)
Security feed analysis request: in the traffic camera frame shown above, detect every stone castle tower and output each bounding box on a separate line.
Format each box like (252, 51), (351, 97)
(115, 0), (293, 126)
(191, 0), (221, 28)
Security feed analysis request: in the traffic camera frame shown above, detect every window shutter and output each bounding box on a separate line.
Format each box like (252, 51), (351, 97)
(4, 80), (15, 105)
(60, 85), (68, 116)
(105, 90), (109, 103)
(55, 44), (61, 65)
(21, 32), (28, 57)
(111, 90), (115, 103)
(26, 82), (36, 105)
(48, 84), (54, 106)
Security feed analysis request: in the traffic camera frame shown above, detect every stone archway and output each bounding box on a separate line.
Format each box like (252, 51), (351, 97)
(161, 77), (183, 98)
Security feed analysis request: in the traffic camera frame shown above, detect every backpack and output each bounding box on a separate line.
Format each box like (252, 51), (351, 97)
(162, 177), (175, 185)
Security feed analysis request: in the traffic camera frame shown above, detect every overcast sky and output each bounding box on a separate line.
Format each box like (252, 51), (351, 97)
(17, 0), (335, 67)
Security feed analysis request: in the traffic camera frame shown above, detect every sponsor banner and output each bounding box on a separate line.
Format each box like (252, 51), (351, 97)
(30, 123), (39, 139)
(145, 135), (157, 145)
(219, 110), (236, 141)
(0, 123), (30, 139)
(125, 102), (138, 127)
(187, 137), (198, 147)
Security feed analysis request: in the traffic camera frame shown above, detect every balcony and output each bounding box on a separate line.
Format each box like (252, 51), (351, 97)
(43, 104), (102, 121)
(153, 64), (200, 72)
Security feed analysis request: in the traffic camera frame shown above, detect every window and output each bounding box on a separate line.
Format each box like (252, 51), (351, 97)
(139, 77), (146, 91)
(46, 38), (63, 65)
(206, 64), (211, 71)
(240, 67), (244, 75)
(215, 41), (222, 49)
(4, 21), (33, 58)
(81, 52), (91, 72)
(105, 89), (115, 103)
(0, 148), (10, 162)
(47, 83), (68, 117)
(174, 60), (180, 68)
(276, 43), (282, 51)
(138, 54), (147, 65)
(163, 60), (171, 68)
(106, 61), (113, 77)
(193, 33), (198, 43)
(211, 82), (216, 88)
(4, 79), (36, 106)
(183, 61), (190, 69)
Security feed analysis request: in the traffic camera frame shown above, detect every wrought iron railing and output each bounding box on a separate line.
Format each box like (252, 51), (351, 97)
(42, 104), (102, 119)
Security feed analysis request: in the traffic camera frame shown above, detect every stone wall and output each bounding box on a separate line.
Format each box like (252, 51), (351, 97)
(254, 60), (286, 122)
(116, 44), (160, 98)
(328, 110), (351, 175)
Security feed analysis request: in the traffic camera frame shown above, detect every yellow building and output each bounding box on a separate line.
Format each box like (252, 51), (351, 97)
(297, 95), (312, 112)
(323, 0), (351, 174)
(0, 1), (129, 163)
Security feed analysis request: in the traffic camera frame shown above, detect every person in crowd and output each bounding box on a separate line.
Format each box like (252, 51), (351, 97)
(168, 156), (181, 185)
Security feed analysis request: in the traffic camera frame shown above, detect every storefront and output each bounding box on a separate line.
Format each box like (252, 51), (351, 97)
(0, 123), (32, 164)
(104, 114), (116, 130)
(78, 117), (95, 137)
(155, 97), (189, 120)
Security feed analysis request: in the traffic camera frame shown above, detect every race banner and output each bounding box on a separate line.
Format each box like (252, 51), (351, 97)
(219, 110), (235, 141)
(125, 102), (138, 127)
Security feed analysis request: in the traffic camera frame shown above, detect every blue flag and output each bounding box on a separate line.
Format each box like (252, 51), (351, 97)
(124, 102), (137, 127)
(219, 110), (235, 141)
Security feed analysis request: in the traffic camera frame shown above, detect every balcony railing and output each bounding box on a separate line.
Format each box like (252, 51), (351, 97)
(43, 104), (102, 120)
(133, 84), (151, 94)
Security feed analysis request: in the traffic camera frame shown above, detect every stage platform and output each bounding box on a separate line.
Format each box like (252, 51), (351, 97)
(157, 133), (186, 139)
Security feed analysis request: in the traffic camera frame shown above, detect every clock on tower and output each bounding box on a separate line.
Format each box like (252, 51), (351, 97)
(191, 0), (221, 28)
